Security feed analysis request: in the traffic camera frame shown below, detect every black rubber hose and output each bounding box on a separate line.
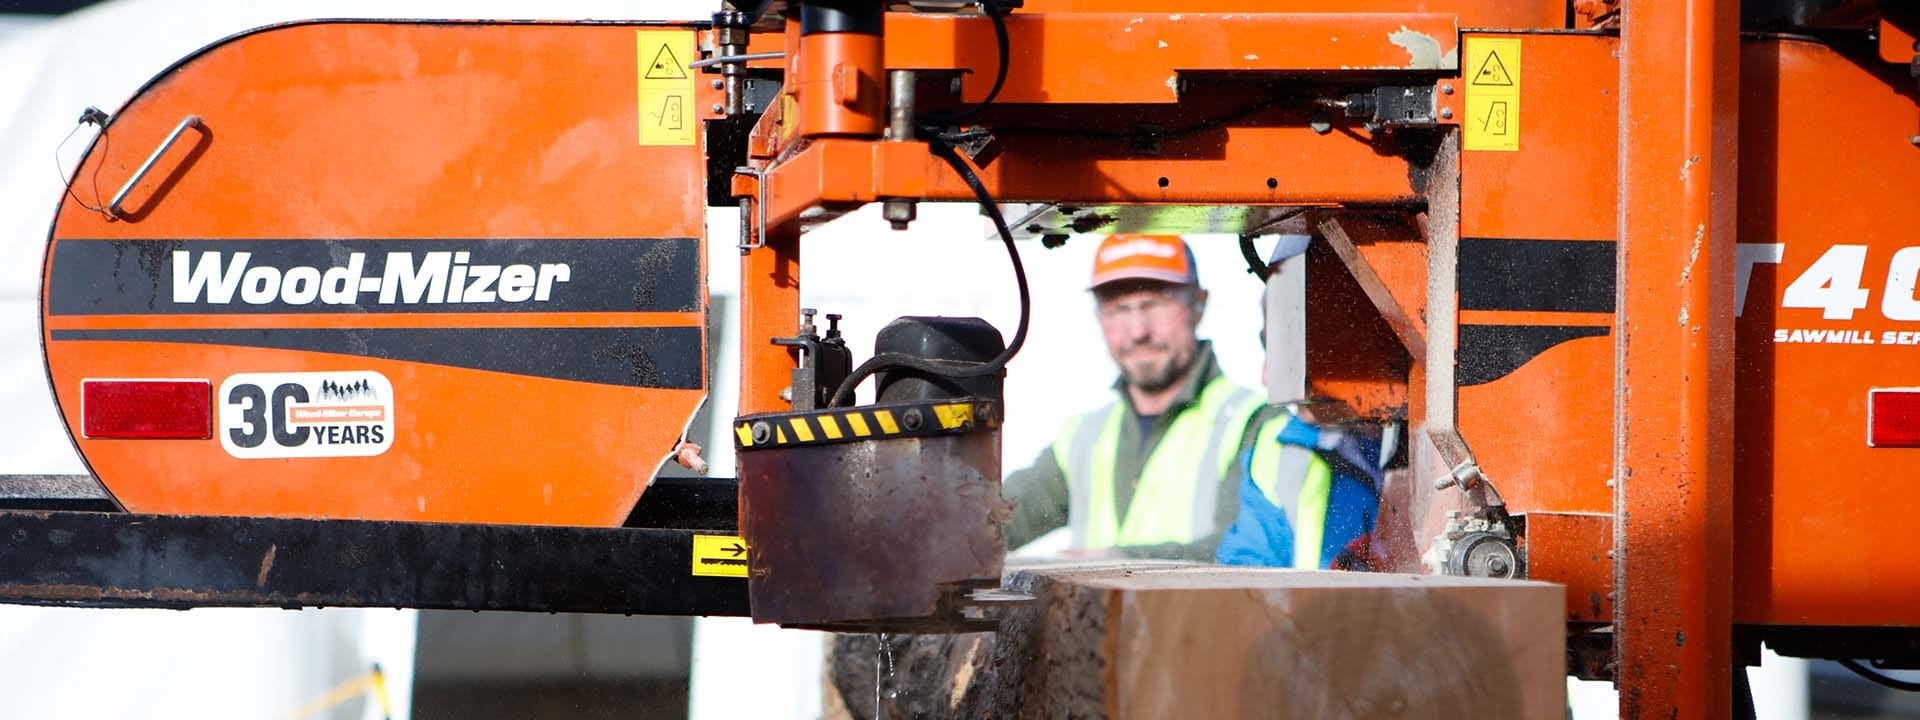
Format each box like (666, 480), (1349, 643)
(827, 136), (1030, 408)
(916, 0), (1008, 126)
(1840, 659), (1920, 692)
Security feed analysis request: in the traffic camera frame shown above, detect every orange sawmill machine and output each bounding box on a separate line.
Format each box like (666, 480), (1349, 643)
(12, 0), (1920, 716)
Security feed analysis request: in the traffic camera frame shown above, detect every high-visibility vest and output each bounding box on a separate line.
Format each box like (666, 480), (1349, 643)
(1231, 413), (1386, 569)
(1244, 414), (1337, 568)
(1050, 376), (1262, 549)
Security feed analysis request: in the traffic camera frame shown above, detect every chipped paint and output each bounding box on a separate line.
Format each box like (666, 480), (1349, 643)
(1124, 26), (1132, 33)
(1129, 16), (1144, 24)
(1169, 14), (1182, 20)
(1680, 154), (1701, 180)
(1157, 40), (1168, 49)
(1244, 54), (1259, 61)
(1389, 26), (1452, 70)
(1164, 75), (1180, 96)
(1679, 224), (1704, 287)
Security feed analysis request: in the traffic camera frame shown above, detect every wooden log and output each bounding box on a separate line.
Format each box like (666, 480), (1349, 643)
(828, 562), (1564, 719)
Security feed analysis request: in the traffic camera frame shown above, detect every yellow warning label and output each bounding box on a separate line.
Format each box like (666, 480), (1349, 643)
(692, 534), (749, 578)
(1463, 37), (1521, 152)
(637, 30), (696, 146)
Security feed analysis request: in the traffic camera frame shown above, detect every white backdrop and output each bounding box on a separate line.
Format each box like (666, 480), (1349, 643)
(0, 3), (1810, 719)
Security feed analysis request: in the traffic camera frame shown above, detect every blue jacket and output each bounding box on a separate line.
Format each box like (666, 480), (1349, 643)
(1216, 414), (1386, 568)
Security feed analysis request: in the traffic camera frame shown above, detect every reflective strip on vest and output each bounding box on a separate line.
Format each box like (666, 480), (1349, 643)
(1248, 414), (1336, 568)
(1190, 385), (1262, 537)
(1052, 376), (1261, 549)
(1057, 405), (1113, 548)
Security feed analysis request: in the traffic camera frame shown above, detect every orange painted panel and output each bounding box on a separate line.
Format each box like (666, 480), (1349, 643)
(1732, 38), (1920, 625)
(42, 21), (709, 526)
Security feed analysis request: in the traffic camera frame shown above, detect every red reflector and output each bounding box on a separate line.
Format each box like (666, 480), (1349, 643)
(81, 380), (212, 440)
(1870, 389), (1920, 448)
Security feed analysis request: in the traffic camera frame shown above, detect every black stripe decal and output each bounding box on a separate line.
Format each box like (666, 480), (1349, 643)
(1457, 324), (1609, 387)
(48, 238), (699, 315)
(48, 327), (702, 390)
(1459, 238), (1615, 313)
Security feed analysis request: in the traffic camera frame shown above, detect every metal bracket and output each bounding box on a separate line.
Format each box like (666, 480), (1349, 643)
(735, 165), (769, 252)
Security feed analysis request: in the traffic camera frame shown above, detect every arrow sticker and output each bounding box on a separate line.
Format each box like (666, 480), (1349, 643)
(692, 534), (750, 578)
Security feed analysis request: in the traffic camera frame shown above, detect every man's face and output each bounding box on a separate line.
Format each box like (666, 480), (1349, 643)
(1095, 279), (1206, 394)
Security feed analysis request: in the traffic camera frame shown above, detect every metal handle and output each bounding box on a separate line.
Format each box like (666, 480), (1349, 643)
(688, 51), (784, 69)
(107, 115), (202, 219)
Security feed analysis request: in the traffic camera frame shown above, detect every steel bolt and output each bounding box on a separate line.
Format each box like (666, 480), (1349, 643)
(1441, 83), (1454, 95)
(1910, 134), (1920, 147)
(882, 198), (917, 230)
(1486, 555), (1510, 575)
(902, 409), (924, 431)
(712, 79), (725, 89)
(751, 421), (773, 444)
(711, 103), (725, 114)
(1440, 107), (1454, 120)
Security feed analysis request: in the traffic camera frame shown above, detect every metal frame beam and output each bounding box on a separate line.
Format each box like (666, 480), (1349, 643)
(1615, 0), (1742, 715)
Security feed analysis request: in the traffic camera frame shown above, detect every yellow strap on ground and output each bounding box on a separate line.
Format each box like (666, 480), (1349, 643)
(275, 665), (391, 720)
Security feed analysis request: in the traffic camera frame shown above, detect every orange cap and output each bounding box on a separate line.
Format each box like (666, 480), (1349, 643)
(1090, 234), (1199, 289)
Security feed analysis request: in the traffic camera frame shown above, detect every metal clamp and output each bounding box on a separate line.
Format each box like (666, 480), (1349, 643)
(735, 166), (769, 253)
(107, 115), (202, 219)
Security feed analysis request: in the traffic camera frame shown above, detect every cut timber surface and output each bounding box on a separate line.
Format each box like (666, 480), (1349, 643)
(828, 562), (1565, 720)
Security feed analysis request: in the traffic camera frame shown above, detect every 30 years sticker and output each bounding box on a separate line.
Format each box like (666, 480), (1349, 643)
(218, 371), (395, 459)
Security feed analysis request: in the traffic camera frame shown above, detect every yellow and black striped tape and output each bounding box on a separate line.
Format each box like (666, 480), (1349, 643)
(734, 399), (999, 450)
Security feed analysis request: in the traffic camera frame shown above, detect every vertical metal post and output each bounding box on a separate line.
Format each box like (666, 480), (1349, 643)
(741, 222), (802, 415)
(1615, 0), (1741, 715)
(882, 70), (919, 230)
(1265, 239), (1309, 403)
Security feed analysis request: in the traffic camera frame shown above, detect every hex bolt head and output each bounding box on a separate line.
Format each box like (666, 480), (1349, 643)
(711, 103), (725, 114)
(1440, 107), (1454, 119)
(1487, 555), (1511, 575)
(902, 409), (924, 431)
(1441, 83), (1455, 95)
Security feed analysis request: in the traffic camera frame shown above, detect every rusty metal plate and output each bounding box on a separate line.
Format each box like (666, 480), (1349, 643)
(739, 428), (1009, 631)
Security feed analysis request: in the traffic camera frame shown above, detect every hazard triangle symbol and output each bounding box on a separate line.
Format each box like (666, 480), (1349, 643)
(1472, 51), (1513, 87)
(646, 45), (688, 80)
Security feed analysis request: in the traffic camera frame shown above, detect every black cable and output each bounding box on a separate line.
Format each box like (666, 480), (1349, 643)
(1841, 659), (1920, 692)
(917, 0), (1008, 126)
(1238, 234), (1272, 282)
(827, 136), (1030, 408)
